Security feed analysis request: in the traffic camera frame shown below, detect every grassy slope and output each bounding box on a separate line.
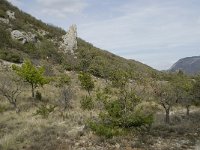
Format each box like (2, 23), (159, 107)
(1, 1), (200, 150)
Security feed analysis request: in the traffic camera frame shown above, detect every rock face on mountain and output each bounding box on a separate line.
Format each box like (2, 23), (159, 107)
(6, 10), (15, 19)
(59, 25), (77, 54)
(11, 30), (37, 44)
(169, 56), (200, 75)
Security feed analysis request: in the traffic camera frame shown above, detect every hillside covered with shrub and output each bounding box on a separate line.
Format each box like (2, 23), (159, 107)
(0, 0), (159, 80)
(0, 0), (200, 150)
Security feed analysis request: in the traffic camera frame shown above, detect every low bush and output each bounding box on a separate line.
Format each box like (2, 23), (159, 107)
(0, 105), (6, 113)
(88, 121), (123, 138)
(35, 91), (42, 101)
(80, 95), (94, 110)
(0, 9), (6, 18)
(0, 50), (22, 63)
(88, 90), (154, 138)
(33, 104), (56, 118)
(101, 100), (154, 128)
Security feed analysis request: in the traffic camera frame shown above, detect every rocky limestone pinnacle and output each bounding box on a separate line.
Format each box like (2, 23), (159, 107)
(60, 24), (77, 54)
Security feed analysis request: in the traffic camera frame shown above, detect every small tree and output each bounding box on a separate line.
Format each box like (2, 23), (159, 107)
(60, 86), (73, 110)
(154, 82), (177, 124)
(56, 74), (72, 110)
(171, 72), (194, 116)
(0, 73), (22, 112)
(193, 75), (200, 105)
(12, 60), (49, 98)
(110, 69), (129, 89)
(88, 71), (154, 138)
(78, 72), (94, 95)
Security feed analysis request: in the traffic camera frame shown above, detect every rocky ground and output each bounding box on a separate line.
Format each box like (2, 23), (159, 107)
(0, 104), (200, 150)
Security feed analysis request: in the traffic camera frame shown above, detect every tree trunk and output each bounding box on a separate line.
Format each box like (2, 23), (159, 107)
(11, 101), (20, 113)
(12, 101), (17, 109)
(31, 84), (35, 98)
(88, 90), (90, 96)
(165, 108), (170, 124)
(186, 105), (190, 116)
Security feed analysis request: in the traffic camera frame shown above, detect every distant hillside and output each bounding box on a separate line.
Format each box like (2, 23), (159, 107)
(0, 0), (160, 80)
(169, 56), (200, 75)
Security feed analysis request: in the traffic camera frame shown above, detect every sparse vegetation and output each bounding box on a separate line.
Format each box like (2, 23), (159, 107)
(80, 95), (94, 110)
(0, 72), (22, 112)
(33, 104), (56, 119)
(78, 72), (94, 95)
(0, 0), (200, 149)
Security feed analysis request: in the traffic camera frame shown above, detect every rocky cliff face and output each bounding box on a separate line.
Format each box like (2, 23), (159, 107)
(11, 30), (37, 44)
(169, 56), (200, 75)
(59, 25), (77, 54)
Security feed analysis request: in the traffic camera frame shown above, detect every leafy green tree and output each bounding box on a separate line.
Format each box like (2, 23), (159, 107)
(110, 69), (129, 89)
(171, 72), (194, 116)
(193, 75), (200, 105)
(154, 82), (177, 124)
(89, 88), (153, 138)
(12, 60), (49, 98)
(78, 72), (94, 95)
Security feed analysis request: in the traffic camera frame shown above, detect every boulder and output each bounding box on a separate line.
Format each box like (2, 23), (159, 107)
(0, 17), (9, 24)
(11, 30), (26, 44)
(27, 32), (37, 43)
(6, 10), (15, 19)
(0, 59), (22, 71)
(67, 125), (85, 138)
(11, 30), (37, 44)
(59, 24), (77, 54)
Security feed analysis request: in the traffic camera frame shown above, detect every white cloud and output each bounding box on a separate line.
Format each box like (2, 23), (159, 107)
(7, 0), (22, 7)
(79, 0), (200, 69)
(35, 0), (88, 18)
(6, 0), (200, 70)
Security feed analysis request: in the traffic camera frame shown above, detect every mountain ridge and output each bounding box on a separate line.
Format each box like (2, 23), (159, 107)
(169, 56), (200, 75)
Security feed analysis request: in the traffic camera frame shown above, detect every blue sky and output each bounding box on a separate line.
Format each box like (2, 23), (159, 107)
(8, 0), (200, 70)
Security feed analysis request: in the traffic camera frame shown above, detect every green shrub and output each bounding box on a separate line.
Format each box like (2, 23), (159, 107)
(35, 91), (42, 101)
(80, 95), (94, 110)
(88, 89), (154, 138)
(0, 26), (11, 49)
(88, 121), (123, 138)
(0, 9), (6, 18)
(95, 89), (109, 103)
(101, 99), (154, 128)
(0, 105), (6, 113)
(78, 72), (94, 95)
(33, 104), (56, 118)
(0, 50), (22, 63)
(56, 74), (71, 87)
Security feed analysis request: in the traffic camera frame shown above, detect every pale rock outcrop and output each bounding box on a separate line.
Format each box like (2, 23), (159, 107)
(26, 32), (37, 43)
(6, 10), (15, 19)
(59, 25), (77, 54)
(0, 59), (21, 71)
(37, 29), (49, 37)
(67, 125), (85, 138)
(11, 30), (37, 44)
(0, 17), (9, 24)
